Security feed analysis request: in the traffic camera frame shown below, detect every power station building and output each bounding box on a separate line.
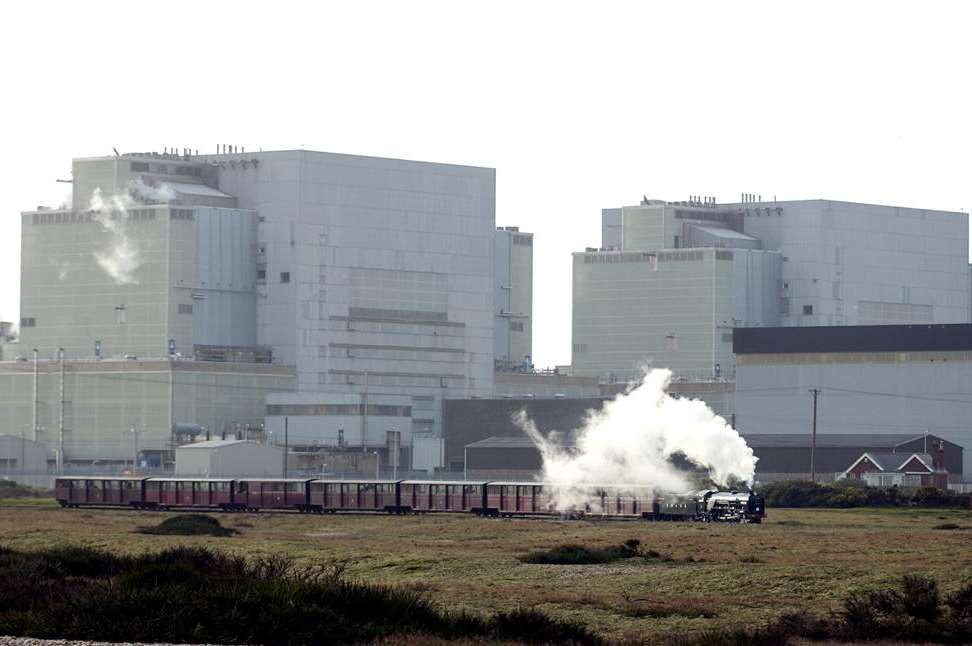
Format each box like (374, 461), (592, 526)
(2, 148), (505, 473)
(574, 197), (970, 382)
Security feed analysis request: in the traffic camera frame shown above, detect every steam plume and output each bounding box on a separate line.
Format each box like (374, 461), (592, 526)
(518, 368), (757, 510)
(89, 179), (175, 285)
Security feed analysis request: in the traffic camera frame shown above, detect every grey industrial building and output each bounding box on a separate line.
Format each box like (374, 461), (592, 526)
(575, 197), (970, 382)
(2, 147), (505, 474)
(494, 227), (533, 371)
(734, 324), (972, 479)
(461, 432), (963, 483)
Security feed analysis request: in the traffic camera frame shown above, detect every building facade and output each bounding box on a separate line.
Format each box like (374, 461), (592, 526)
(494, 227), (533, 371)
(734, 324), (972, 480)
(575, 196), (969, 383)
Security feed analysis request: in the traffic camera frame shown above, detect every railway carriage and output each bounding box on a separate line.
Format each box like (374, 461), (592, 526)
(141, 478), (235, 510)
(235, 479), (312, 511)
(308, 479), (401, 513)
(400, 480), (485, 513)
(56, 477), (148, 508)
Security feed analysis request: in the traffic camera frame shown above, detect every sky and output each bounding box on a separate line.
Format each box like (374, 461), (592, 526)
(1, 1), (970, 367)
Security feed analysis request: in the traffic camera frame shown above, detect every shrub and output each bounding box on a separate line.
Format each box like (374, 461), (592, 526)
(0, 545), (601, 645)
(136, 514), (237, 537)
(757, 480), (971, 509)
(519, 540), (643, 565)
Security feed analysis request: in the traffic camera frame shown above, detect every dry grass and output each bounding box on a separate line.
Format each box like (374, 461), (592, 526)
(1, 504), (970, 641)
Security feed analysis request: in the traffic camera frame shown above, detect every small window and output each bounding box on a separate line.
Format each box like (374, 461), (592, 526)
(280, 272), (290, 283)
(20, 317), (36, 328)
(510, 321), (524, 332)
(131, 162), (150, 172)
(178, 304), (193, 314)
(257, 269), (266, 281)
(115, 305), (127, 324)
(803, 305), (813, 315)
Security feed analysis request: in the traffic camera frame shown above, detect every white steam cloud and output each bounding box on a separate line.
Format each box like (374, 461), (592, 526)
(88, 179), (175, 285)
(518, 368), (757, 510)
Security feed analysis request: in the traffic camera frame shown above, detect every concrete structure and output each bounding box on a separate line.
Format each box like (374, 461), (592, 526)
(0, 358), (294, 468)
(734, 324), (972, 479)
(204, 150), (496, 468)
(494, 227), (533, 371)
(493, 371), (601, 399)
(577, 196), (970, 382)
(175, 439), (284, 478)
(722, 198), (970, 327)
(572, 247), (780, 380)
(8, 148), (497, 473)
(0, 434), (50, 488)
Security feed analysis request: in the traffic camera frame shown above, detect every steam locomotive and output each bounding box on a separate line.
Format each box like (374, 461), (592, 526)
(54, 477), (765, 523)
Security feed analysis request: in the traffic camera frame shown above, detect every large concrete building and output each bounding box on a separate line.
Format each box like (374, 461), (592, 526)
(573, 197), (970, 382)
(3, 148), (498, 472)
(494, 227), (533, 371)
(734, 324), (972, 480)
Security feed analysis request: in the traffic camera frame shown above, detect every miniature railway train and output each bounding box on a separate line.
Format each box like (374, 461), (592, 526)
(55, 477), (766, 523)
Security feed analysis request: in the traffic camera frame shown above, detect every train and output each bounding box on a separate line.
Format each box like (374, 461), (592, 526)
(54, 477), (765, 523)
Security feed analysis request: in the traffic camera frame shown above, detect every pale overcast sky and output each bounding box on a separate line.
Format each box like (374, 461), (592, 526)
(2, 1), (970, 367)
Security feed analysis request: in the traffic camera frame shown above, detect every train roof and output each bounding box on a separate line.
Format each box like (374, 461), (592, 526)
(146, 477), (234, 482)
(56, 476), (148, 481)
(235, 478), (313, 483)
(308, 479), (403, 485)
(400, 480), (487, 486)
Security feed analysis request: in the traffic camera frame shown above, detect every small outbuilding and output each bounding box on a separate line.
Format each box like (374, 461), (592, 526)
(0, 434), (50, 488)
(841, 452), (947, 488)
(175, 440), (284, 478)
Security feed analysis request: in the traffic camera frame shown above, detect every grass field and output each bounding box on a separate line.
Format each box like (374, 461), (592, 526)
(1, 503), (970, 642)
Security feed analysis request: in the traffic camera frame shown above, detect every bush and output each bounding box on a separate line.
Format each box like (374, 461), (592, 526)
(136, 514), (237, 537)
(0, 480), (49, 498)
(0, 545), (601, 645)
(758, 480), (971, 509)
(690, 577), (972, 645)
(519, 540), (643, 565)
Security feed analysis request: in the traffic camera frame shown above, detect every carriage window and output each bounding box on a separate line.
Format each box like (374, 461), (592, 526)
(123, 481), (136, 489)
(267, 481), (285, 492)
(162, 481), (176, 491)
(378, 484), (395, 494)
(463, 485), (479, 495)
(503, 485), (515, 497)
(236, 482), (248, 493)
(286, 482), (303, 493)
(87, 480), (101, 490)
(487, 485), (501, 495)
(360, 483), (375, 494)
(416, 484), (429, 494)
(341, 484), (351, 494)
(431, 485), (446, 495)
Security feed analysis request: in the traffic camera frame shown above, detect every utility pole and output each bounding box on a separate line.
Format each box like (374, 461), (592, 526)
(361, 371), (368, 454)
(282, 416), (289, 479)
(57, 348), (65, 474)
(809, 388), (820, 482)
(31, 348), (38, 441)
(374, 450), (381, 481)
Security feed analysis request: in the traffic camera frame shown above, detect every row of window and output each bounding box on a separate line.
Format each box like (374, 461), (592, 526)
(131, 161), (203, 177)
(510, 321), (525, 331)
(265, 403), (412, 417)
(513, 234), (532, 246)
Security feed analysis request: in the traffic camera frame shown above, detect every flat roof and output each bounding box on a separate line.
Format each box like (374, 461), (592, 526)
(743, 433), (960, 450)
(734, 324), (972, 354)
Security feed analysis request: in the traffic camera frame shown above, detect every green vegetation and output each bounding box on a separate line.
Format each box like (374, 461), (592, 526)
(519, 538), (643, 564)
(759, 480), (971, 509)
(696, 576), (972, 645)
(1, 505), (970, 642)
(136, 513), (238, 537)
(0, 545), (600, 645)
(0, 479), (49, 498)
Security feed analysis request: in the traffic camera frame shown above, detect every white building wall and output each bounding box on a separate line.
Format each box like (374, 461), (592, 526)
(494, 228), (533, 368)
(205, 151), (496, 448)
(733, 200), (970, 326)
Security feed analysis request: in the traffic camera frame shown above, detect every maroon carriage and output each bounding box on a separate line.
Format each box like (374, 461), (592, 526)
(142, 478), (234, 509)
(235, 479), (311, 511)
(399, 481), (485, 513)
(55, 477), (148, 508)
(308, 480), (401, 513)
